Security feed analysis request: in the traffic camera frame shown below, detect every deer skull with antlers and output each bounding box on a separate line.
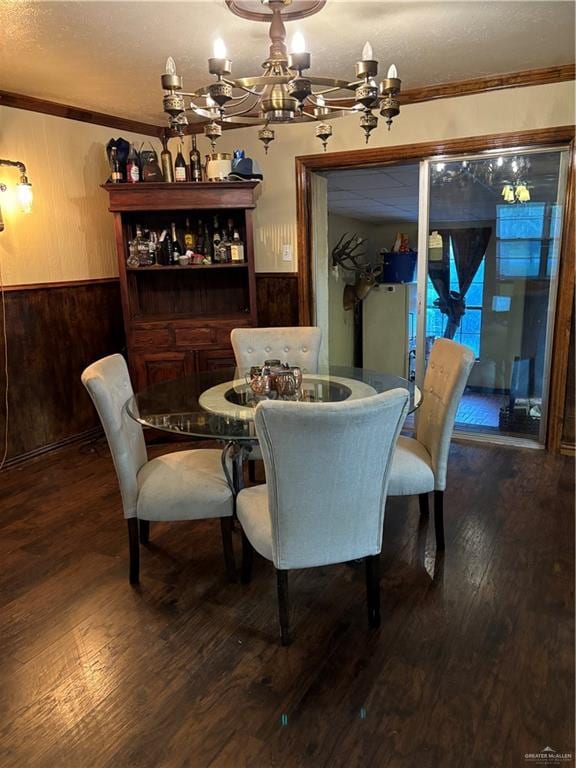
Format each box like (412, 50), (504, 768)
(331, 232), (383, 311)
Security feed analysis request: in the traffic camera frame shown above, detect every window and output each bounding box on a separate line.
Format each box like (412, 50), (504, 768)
(426, 240), (484, 358)
(497, 203), (561, 278)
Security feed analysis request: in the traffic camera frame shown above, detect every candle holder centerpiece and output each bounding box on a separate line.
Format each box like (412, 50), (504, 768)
(247, 360), (303, 399)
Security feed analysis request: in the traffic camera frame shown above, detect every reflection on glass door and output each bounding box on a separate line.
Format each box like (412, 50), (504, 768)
(422, 148), (568, 444)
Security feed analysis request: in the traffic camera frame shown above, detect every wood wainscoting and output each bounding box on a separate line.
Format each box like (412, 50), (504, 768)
(255, 272), (299, 327)
(0, 278), (125, 465)
(0, 273), (300, 465)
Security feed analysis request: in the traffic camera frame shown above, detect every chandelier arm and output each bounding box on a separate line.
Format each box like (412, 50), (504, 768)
(227, 92), (262, 105)
(197, 84), (266, 100)
(221, 78), (265, 98)
(190, 91), (261, 119)
(191, 103), (264, 121)
(309, 88), (351, 97)
(232, 74), (353, 90)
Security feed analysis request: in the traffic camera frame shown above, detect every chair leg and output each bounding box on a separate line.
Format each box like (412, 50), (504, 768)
(276, 569), (292, 646)
(248, 460), (256, 484)
(139, 520), (150, 545)
(241, 529), (254, 584)
(418, 493), (430, 517)
(220, 517), (237, 582)
(434, 490), (445, 552)
(127, 518), (140, 584)
(365, 554), (381, 629)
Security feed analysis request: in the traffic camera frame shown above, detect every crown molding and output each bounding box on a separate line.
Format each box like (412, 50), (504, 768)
(0, 90), (162, 137)
(399, 64), (575, 106)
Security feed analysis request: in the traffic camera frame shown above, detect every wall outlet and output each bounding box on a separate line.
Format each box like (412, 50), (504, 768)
(281, 244), (292, 262)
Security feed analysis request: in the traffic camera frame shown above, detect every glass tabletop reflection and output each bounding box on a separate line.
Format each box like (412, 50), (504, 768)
(126, 365), (421, 442)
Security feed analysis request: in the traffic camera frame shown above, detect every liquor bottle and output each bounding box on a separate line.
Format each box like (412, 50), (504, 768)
(183, 217), (196, 250)
(147, 231), (158, 265)
(110, 147), (123, 183)
(127, 238), (140, 268)
(174, 144), (187, 182)
(189, 135), (203, 182)
(218, 227), (229, 263)
(126, 143), (140, 183)
(230, 228), (245, 262)
(160, 135), (174, 183)
(225, 218), (235, 261)
(212, 216), (221, 262)
(170, 222), (183, 264)
(159, 229), (173, 266)
(195, 218), (205, 256)
(203, 220), (212, 263)
(135, 225), (149, 266)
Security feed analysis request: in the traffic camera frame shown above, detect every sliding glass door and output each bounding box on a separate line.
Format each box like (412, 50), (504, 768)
(416, 146), (569, 445)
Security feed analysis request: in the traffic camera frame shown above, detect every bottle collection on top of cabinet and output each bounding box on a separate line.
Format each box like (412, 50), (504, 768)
(126, 215), (246, 268)
(111, 135), (212, 184)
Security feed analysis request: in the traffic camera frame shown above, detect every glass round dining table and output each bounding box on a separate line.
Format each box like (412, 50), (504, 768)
(126, 365), (421, 444)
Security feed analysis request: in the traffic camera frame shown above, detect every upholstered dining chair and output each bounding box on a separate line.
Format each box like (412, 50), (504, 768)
(81, 354), (235, 584)
(237, 388), (409, 645)
(388, 338), (475, 551)
(231, 326), (323, 478)
(230, 326), (322, 374)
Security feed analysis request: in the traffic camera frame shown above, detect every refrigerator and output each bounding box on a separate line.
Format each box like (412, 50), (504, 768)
(363, 282), (417, 379)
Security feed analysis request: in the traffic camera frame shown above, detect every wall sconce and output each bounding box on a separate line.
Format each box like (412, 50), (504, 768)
(0, 158), (33, 231)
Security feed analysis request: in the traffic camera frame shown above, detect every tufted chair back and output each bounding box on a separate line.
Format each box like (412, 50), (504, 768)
(231, 326), (322, 374)
(81, 354), (148, 518)
(416, 339), (475, 490)
(254, 388), (409, 569)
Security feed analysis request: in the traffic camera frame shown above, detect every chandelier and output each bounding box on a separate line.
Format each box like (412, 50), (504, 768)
(431, 155), (532, 203)
(160, 0), (401, 154)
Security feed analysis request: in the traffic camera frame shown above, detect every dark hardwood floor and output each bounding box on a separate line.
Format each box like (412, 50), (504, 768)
(0, 439), (573, 767)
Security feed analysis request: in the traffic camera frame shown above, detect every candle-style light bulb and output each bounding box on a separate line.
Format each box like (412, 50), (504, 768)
(362, 41), (373, 61)
(213, 38), (227, 59)
(317, 94), (325, 107)
(16, 181), (33, 214)
(291, 32), (306, 54)
(387, 64), (398, 79)
(165, 57), (176, 75)
(497, 156), (504, 167)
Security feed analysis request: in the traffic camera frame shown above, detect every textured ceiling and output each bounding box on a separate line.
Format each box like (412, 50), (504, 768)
(324, 151), (564, 223)
(0, 1), (574, 125)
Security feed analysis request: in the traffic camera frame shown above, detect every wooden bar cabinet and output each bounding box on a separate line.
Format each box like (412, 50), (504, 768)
(104, 182), (259, 390)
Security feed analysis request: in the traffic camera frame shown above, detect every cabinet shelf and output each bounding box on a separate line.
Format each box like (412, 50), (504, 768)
(132, 311), (251, 324)
(127, 262), (248, 272)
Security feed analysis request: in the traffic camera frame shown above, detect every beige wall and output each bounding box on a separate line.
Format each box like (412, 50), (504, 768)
(328, 213), (376, 366)
(0, 106), (160, 286)
(205, 81), (574, 273)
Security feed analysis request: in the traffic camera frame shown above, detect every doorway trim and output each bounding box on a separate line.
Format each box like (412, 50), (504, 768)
(295, 125), (575, 451)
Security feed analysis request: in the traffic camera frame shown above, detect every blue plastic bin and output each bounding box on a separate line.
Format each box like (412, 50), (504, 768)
(379, 251), (417, 284)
